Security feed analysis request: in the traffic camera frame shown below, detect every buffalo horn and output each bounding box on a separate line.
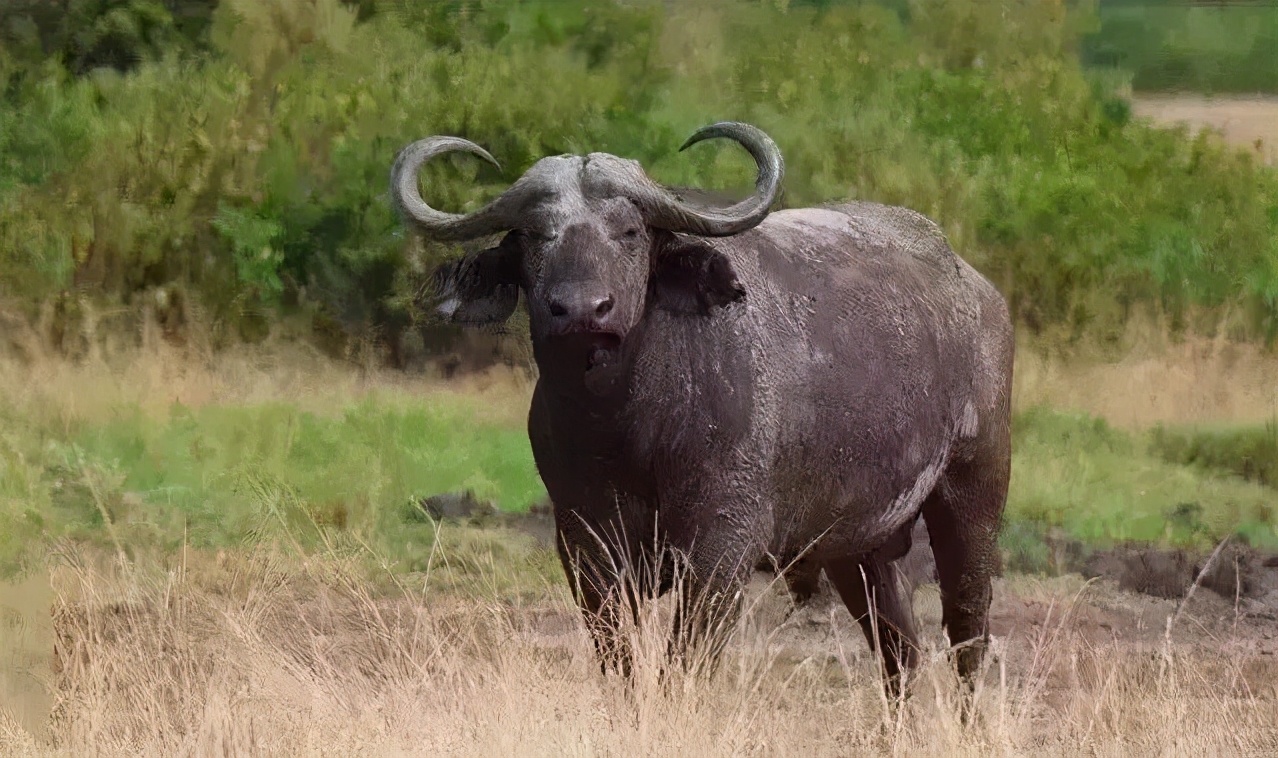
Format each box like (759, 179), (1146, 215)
(389, 136), (521, 242)
(626, 121), (784, 237)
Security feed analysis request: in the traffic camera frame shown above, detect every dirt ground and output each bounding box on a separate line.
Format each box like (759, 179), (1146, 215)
(444, 492), (1278, 629)
(502, 545), (1278, 672)
(521, 532), (1278, 670)
(1131, 94), (1278, 165)
(412, 489), (1278, 677)
(3, 537), (1276, 756)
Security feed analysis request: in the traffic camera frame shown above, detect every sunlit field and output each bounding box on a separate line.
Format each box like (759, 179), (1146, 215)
(4, 0), (1278, 754)
(5, 542), (1278, 756)
(1130, 96), (1278, 166)
(2, 331), (1277, 756)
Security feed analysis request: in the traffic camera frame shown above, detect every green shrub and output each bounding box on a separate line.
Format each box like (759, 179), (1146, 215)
(1151, 420), (1278, 491)
(2, 0), (1277, 352)
(1082, 0), (1278, 94)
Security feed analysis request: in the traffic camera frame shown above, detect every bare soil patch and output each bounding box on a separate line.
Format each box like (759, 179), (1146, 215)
(1132, 94), (1278, 165)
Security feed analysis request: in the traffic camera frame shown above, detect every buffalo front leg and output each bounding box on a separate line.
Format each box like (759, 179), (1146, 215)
(666, 566), (748, 679)
(656, 465), (769, 680)
(663, 529), (765, 680)
(555, 523), (646, 679)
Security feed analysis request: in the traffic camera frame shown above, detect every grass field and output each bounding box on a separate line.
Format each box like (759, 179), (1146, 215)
(0, 337), (1276, 754)
(2, 332), (1276, 578)
(3, 544), (1277, 756)
(4, 2), (1278, 752)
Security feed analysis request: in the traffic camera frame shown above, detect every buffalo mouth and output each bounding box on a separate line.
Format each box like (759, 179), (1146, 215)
(583, 333), (623, 373)
(546, 330), (623, 373)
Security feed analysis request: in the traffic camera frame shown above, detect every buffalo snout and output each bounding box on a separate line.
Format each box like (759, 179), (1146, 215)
(545, 283), (618, 335)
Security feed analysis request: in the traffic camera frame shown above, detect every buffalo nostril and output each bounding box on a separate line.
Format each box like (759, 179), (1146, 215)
(549, 301), (568, 318)
(594, 296), (615, 317)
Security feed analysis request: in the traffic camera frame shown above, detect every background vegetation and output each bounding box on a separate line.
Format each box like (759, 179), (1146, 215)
(4, 5), (1278, 750)
(3, 0), (1278, 361)
(1082, 0), (1278, 95)
(2, 0), (1277, 577)
(2, 354), (1275, 578)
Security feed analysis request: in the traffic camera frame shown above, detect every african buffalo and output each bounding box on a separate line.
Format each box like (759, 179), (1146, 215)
(390, 123), (1013, 696)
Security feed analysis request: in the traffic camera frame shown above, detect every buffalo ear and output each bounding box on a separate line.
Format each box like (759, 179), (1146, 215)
(431, 240), (520, 326)
(649, 236), (746, 316)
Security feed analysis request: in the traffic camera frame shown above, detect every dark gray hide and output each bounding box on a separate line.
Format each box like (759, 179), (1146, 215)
(391, 123), (1014, 696)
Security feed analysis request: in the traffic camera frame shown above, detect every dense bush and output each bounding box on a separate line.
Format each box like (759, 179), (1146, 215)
(1081, 0), (1278, 94)
(0, 1), (213, 77)
(2, 0), (1277, 360)
(1151, 420), (1278, 491)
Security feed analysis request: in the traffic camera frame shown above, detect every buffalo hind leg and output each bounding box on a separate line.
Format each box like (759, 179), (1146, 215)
(921, 448), (1010, 710)
(826, 552), (921, 700)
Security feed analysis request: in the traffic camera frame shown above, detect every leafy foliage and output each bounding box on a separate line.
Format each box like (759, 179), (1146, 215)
(0, 0), (197, 77)
(1151, 419), (1278, 491)
(211, 204), (285, 300)
(1081, 0), (1278, 94)
(2, 0), (1278, 356)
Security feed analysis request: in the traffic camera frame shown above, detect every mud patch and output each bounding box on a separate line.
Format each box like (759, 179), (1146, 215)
(415, 491), (1278, 620)
(1081, 541), (1278, 609)
(415, 491), (557, 550)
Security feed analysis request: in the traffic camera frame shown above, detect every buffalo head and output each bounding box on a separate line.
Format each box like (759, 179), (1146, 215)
(390, 123), (783, 380)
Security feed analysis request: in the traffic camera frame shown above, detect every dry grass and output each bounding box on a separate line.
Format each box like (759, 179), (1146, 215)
(1012, 319), (1278, 429)
(0, 320), (533, 431)
(1, 545), (1275, 757)
(3, 309), (1277, 434)
(2, 318), (1277, 755)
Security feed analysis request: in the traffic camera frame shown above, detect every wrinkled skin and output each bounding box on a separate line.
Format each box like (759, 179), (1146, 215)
(395, 125), (1013, 699)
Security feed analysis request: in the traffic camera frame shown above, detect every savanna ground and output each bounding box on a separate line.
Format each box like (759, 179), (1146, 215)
(3, 1), (1278, 753)
(2, 311), (1278, 756)
(3, 101), (1278, 757)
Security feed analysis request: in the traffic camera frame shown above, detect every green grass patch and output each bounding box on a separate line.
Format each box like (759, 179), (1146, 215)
(1008, 406), (1278, 554)
(1150, 420), (1278, 491)
(4, 386), (1276, 579)
(0, 392), (544, 575)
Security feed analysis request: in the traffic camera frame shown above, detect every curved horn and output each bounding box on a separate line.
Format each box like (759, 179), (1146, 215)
(389, 136), (519, 242)
(630, 122), (784, 237)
